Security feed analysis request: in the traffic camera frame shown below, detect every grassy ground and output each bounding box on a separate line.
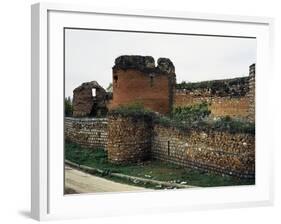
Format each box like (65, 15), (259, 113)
(65, 142), (255, 189)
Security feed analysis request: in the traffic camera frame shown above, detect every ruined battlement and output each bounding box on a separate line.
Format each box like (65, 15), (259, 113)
(113, 55), (175, 75)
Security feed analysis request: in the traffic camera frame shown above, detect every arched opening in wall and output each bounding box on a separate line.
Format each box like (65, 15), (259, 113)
(89, 88), (98, 117)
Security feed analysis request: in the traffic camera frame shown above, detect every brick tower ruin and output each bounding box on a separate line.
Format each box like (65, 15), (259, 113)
(110, 55), (176, 115)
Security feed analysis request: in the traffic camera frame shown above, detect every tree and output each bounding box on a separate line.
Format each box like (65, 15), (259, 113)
(106, 83), (113, 92)
(172, 102), (211, 123)
(65, 97), (73, 116)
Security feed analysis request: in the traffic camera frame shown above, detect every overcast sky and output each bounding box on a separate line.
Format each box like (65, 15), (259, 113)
(65, 29), (256, 98)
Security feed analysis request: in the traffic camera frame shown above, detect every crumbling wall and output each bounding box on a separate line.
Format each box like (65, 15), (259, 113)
(175, 65), (255, 120)
(110, 55), (176, 115)
(72, 81), (111, 117)
(151, 124), (255, 178)
(65, 114), (255, 178)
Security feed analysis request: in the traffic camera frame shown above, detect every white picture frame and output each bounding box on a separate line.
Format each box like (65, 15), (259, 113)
(31, 2), (274, 221)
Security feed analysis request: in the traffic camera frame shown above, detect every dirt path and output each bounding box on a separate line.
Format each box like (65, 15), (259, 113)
(65, 165), (146, 194)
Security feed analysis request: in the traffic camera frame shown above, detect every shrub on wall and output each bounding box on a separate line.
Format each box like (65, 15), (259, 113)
(108, 102), (155, 121)
(154, 115), (255, 135)
(171, 102), (211, 123)
(108, 102), (255, 135)
(212, 116), (255, 134)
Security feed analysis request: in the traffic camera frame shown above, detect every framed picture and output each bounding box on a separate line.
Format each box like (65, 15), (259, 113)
(31, 2), (274, 221)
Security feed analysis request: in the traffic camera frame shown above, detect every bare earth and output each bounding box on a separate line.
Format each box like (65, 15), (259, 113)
(65, 166), (146, 194)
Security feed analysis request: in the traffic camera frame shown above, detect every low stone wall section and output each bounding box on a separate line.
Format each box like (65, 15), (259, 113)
(65, 117), (108, 149)
(65, 117), (255, 178)
(151, 124), (255, 178)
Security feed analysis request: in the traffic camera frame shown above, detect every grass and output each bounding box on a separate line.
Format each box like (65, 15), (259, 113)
(65, 142), (255, 189)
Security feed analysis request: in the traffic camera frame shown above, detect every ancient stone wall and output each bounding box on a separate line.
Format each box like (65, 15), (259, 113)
(151, 124), (255, 178)
(175, 71), (255, 120)
(65, 117), (108, 149)
(65, 116), (255, 178)
(175, 92), (250, 118)
(107, 115), (153, 164)
(110, 56), (176, 115)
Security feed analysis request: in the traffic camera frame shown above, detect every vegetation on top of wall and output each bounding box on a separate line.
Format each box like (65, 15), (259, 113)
(212, 116), (255, 134)
(108, 102), (155, 120)
(176, 77), (249, 97)
(171, 102), (211, 123)
(154, 115), (255, 135)
(64, 97), (73, 117)
(158, 102), (211, 130)
(108, 102), (254, 134)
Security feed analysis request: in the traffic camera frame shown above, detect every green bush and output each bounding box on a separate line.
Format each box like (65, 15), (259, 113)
(153, 115), (188, 131)
(106, 82), (113, 92)
(154, 114), (254, 135)
(108, 102), (155, 120)
(107, 102), (254, 135)
(171, 102), (211, 123)
(64, 97), (73, 116)
(212, 116), (255, 134)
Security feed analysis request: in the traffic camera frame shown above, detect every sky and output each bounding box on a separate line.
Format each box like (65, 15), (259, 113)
(65, 29), (256, 98)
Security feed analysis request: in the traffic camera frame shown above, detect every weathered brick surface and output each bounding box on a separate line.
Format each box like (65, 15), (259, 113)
(109, 56), (176, 115)
(151, 125), (255, 178)
(175, 93), (250, 118)
(174, 64), (255, 121)
(65, 117), (108, 149)
(107, 115), (152, 164)
(110, 69), (173, 114)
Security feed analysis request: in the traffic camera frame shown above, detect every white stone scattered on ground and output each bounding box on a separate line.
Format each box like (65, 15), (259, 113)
(65, 165), (146, 194)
